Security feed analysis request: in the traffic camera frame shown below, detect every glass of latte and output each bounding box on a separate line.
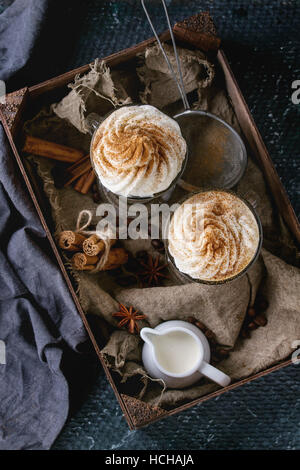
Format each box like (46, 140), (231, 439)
(89, 105), (188, 206)
(165, 190), (262, 284)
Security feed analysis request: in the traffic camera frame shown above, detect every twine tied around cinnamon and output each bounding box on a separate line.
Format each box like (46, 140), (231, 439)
(74, 210), (115, 272)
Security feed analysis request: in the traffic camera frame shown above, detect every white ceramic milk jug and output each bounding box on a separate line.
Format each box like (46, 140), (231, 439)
(140, 320), (231, 389)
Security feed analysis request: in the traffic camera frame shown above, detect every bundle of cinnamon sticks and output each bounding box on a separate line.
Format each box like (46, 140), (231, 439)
(58, 230), (128, 271)
(22, 135), (95, 195)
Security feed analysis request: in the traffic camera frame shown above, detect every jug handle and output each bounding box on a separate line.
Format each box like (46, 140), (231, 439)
(198, 361), (231, 387)
(140, 327), (161, 345)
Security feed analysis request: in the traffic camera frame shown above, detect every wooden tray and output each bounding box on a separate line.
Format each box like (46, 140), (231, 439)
(1, 13), (299, 430)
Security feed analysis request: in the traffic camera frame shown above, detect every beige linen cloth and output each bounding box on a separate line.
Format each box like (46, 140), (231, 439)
(24, 45), (300, 408)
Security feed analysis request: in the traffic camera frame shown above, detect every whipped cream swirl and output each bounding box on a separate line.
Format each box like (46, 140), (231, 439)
(91, 105), (186, 197)
(168, 191), (260, 282)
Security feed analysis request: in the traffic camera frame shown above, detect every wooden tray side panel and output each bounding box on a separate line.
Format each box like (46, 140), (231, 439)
(28, 32), (170, 99)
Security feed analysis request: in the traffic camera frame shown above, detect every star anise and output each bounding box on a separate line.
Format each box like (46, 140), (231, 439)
(139, 254), (169, 287)
(112, 303), (147, 334)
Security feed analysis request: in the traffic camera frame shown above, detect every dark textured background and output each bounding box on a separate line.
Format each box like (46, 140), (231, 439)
(1, 0), (300, 450)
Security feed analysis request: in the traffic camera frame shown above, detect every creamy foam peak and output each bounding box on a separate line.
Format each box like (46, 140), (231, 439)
(91, 105), (186, 197)
(168, 191), (260, 282)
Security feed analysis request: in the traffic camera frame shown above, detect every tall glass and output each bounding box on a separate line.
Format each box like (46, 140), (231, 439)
(164, 189), (263, 285)
(86, 108), (188, 208)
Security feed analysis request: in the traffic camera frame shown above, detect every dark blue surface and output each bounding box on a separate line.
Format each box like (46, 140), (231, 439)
(0, 0), (299, 450)
(54, 365), (300, 450)
(0, 0), (88, 450)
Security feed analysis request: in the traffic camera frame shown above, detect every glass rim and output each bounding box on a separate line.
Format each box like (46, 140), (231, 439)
(88, 103), (189, 202)
(164, 188), (263, 286)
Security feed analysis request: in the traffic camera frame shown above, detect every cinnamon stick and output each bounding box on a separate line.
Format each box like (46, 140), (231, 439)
(23, 135), (84, 163)
(73, 170), (90, 192)
(83, 235), (105, 257)
(58, 231), (86, 251)
(79, 170), (96, 194)
(67, 154), (90, 172)
(63, 155), (91, 187)
(74, 169), (96, 194)
(72, 253), (99, 271)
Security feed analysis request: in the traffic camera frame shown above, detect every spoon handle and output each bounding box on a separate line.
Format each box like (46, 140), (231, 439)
(141, 0), (190, 110)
